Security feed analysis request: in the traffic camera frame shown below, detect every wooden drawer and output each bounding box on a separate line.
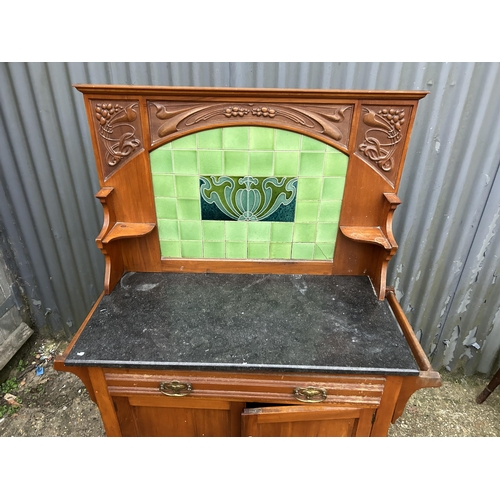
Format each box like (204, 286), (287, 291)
(103, 368), (385, 408)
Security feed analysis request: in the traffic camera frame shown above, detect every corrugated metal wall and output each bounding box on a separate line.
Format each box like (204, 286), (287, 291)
(0, 62), (499, 375)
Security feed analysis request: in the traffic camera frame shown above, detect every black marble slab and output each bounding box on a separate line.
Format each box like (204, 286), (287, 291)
(65, 272), (420, 375)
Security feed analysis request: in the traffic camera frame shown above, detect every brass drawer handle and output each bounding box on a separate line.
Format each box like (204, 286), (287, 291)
(293, 386), (327, 403)
(159, 381), (193, 397)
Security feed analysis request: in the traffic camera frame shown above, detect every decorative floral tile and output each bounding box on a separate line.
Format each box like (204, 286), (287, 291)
(200, 176), (298, 222)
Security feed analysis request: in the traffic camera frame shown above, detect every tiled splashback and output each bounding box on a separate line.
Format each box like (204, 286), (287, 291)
(150, 127), (347, 260)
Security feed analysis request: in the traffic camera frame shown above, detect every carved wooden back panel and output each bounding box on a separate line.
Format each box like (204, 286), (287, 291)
(76, 85), (427, 299)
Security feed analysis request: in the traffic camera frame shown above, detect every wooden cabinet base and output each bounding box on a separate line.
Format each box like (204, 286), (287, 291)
(53, 363), (439, 437)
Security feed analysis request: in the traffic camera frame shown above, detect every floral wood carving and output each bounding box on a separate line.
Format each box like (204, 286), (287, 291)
(148, 102), (353, 149)
(92, 100), (143, 179)
(356, 106), (410, 185)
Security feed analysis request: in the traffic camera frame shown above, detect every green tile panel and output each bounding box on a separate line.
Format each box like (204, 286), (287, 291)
(150, 127), (348, 261)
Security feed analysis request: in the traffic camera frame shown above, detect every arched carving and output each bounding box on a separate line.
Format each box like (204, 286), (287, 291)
(148, 101), (353, 151)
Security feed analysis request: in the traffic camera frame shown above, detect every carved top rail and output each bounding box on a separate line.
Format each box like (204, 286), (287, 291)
(75, 85), (427, 298)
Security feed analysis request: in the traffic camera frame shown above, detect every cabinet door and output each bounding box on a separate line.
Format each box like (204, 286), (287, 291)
(113, 396), (245, 437)
(242, 405), (375, 437)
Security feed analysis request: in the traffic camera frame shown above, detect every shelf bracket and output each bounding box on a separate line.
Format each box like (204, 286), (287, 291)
(95, 187), (156, 294)
(340, 193), (401, 299)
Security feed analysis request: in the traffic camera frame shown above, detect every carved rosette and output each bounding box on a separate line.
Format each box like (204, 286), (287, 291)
(148, 101), (353, 149)
(355, 106), (411, 185)
(91, 100), (143, 179)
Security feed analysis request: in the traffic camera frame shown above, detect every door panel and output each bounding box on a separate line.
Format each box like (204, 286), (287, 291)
(242, 405), (374, 437)
(114, 395), (244, 436)
(133, 406), (229, 437)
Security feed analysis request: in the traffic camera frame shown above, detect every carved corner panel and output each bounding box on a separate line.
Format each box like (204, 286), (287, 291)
(354, 105), (412, 186)
(90, 100), (144, 180)
(148, 101), (353, 150)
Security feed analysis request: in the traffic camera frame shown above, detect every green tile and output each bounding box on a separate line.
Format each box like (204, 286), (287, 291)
(314, 243), (335, 260)
(175, 176), (200, 199)
(318, 201), (342, 222)
(177, 199), (201, 220)
(179, 221), (202, 240)
(324, 153), (348, 176)
(173, 150), (198, 174)
(248, 222), (271, 241)
(152, 174), (175, 198)
(293, 223), (316, 242)
(274, 152), (299, 176)
(299, 152), (324, 176)
(181, 240), (203, 258)
(223, 127), (248, 149)
(313, 245), (327, 260)
(248, 242), (269, 259)
(270, 223), (293, 242)
(316, 223), (338, 243)
(297, 178), (322, 201)
(171, 134), (197, 149)
(226, 221), (247, 241)
(249, 152), (274, 176)
(150, 148), (173, 173)
(270, 242), (292, 259)
(202, 221), (225, 241)
(198, 128), (223, 149)
(275, 129), (301, 150)
(249, 127), (274, 150)
(155, 198), (177, 219)
(301, 135), (326, 151)
(292, 243), (315, 260)
(204, 241), (225, 258)
(295, 202), (320, 222)
(322, 177), (345, 201)
(224, 151), (249, 175)
(160, 240), (181, 258)
(199, 150), (223, 175)
(158, 220), (179, 240)
(226, 241), (247, 259)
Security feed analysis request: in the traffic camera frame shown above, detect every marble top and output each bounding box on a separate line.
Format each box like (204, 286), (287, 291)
(65, 272), (419, 375)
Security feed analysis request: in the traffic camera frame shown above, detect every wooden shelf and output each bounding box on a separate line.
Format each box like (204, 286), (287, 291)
(102, 222), (156, 244)
(340, 226), (392, 250)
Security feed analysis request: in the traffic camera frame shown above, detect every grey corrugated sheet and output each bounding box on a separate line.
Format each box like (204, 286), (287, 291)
(0, 62), (499, 375)
(389, 63), (500, 376)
